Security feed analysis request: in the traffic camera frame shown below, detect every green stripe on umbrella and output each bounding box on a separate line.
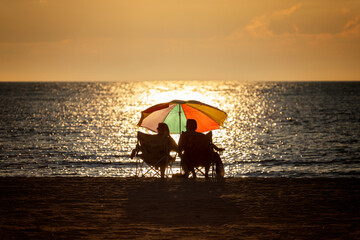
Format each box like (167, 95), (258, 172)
(163, 104), (187, 134)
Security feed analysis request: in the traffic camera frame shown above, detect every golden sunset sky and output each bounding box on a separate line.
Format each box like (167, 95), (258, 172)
(1, 0), (359, 82)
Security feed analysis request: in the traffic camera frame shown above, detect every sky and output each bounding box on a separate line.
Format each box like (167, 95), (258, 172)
(0, 0), (359, 82)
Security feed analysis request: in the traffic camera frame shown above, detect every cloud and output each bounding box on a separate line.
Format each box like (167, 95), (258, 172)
(273, 4), (302, 19)
(241, 3), (360, 45)
(344, 15), (360, 31)
(342, 16), (360, 38)
(245, 4), (302, 38)
(245, 15), (273, 37)
(344, 16), (359, 30)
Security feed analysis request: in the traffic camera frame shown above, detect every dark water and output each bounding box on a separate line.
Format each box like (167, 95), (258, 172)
(0, 81), (359, 177)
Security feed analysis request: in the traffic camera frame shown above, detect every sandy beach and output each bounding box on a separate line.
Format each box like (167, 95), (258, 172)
(0, 177), (359, 239)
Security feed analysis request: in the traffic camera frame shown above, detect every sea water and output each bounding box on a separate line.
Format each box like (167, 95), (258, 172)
(0, 81), (359, 177)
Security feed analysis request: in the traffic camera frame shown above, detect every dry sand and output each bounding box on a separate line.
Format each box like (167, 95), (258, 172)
(0, 177), (359, 239)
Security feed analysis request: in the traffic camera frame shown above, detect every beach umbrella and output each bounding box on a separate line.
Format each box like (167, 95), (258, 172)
(137, 100), (227, 134)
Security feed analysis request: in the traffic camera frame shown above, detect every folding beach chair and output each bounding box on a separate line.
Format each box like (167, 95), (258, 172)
(180, 131), (217, 178)
(133, 131), (175, 178)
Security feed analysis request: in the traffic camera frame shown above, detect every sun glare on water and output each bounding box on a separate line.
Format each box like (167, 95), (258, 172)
(137, 81), (219, 107)
(147, 90), (215, 105)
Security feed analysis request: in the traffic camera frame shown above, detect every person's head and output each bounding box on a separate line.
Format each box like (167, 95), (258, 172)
(157, 123), (170, 136)
(186, 119), (197, 131)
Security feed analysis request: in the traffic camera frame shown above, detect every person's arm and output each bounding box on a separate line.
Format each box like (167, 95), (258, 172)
(168, 136), (178, 152)
(130, 143), (140, 159)
(211, 143), (225, 152)
(178, 135), (184, 156)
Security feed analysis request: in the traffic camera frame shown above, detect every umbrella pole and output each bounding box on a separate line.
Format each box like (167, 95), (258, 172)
(178, 104), (181, 135)
(178, 104), (182, 175)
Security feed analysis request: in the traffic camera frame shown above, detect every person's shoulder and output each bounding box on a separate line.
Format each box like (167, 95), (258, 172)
(185, 131), (206, 141)
(181, 131), (199, 139)
(184, 130), (203, 135)
(193, 131), (205, 137)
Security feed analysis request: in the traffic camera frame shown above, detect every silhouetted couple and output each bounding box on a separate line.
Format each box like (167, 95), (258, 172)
(132, 119), (224, 178)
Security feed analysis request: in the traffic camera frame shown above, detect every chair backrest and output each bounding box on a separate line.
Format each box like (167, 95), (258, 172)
(181, 131), (213, 159)
(137, 131), (169, 166)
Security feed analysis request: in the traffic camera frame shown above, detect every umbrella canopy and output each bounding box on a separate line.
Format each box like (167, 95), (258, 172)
(137, 100), (227, 134)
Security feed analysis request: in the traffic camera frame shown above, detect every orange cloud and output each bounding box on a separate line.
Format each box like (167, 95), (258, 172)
(245, 15), (273, 37)
(341, 16), (360, 38)
(344, 16), (359, 30)
(241, 3), (360, 47)
(245, 4), (302, 38)
(273, 4), (302, 19)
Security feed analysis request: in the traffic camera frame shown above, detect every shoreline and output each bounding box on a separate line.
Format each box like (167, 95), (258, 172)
(1, 177), (359, 239)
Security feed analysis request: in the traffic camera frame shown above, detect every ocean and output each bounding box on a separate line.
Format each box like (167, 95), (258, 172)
(0, 81), (359, 178)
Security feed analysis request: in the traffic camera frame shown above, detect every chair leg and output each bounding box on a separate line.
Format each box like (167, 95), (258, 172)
(204, 165), (210, 178)
(191, 169), (197, 178)
(160, 165), (165, 178)
(211, 162), (215, 178)
(181, 160), (190, 178)
(135, 158), (141, 177)
(166, 160), (174, 178)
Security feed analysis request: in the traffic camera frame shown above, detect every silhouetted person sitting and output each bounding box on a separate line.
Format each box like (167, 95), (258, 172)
(131, 123), (177, 178)
(178, 119), (225, 178)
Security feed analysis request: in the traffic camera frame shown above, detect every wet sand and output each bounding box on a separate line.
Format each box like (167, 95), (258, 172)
(0, 177), (359, 239)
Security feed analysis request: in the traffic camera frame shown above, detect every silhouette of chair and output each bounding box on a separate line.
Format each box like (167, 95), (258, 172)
(133, 131), (175, 178)
(180, 131), (217, 178)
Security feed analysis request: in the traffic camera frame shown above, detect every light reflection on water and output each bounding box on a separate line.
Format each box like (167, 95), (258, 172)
(0, 81), (359, 177)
